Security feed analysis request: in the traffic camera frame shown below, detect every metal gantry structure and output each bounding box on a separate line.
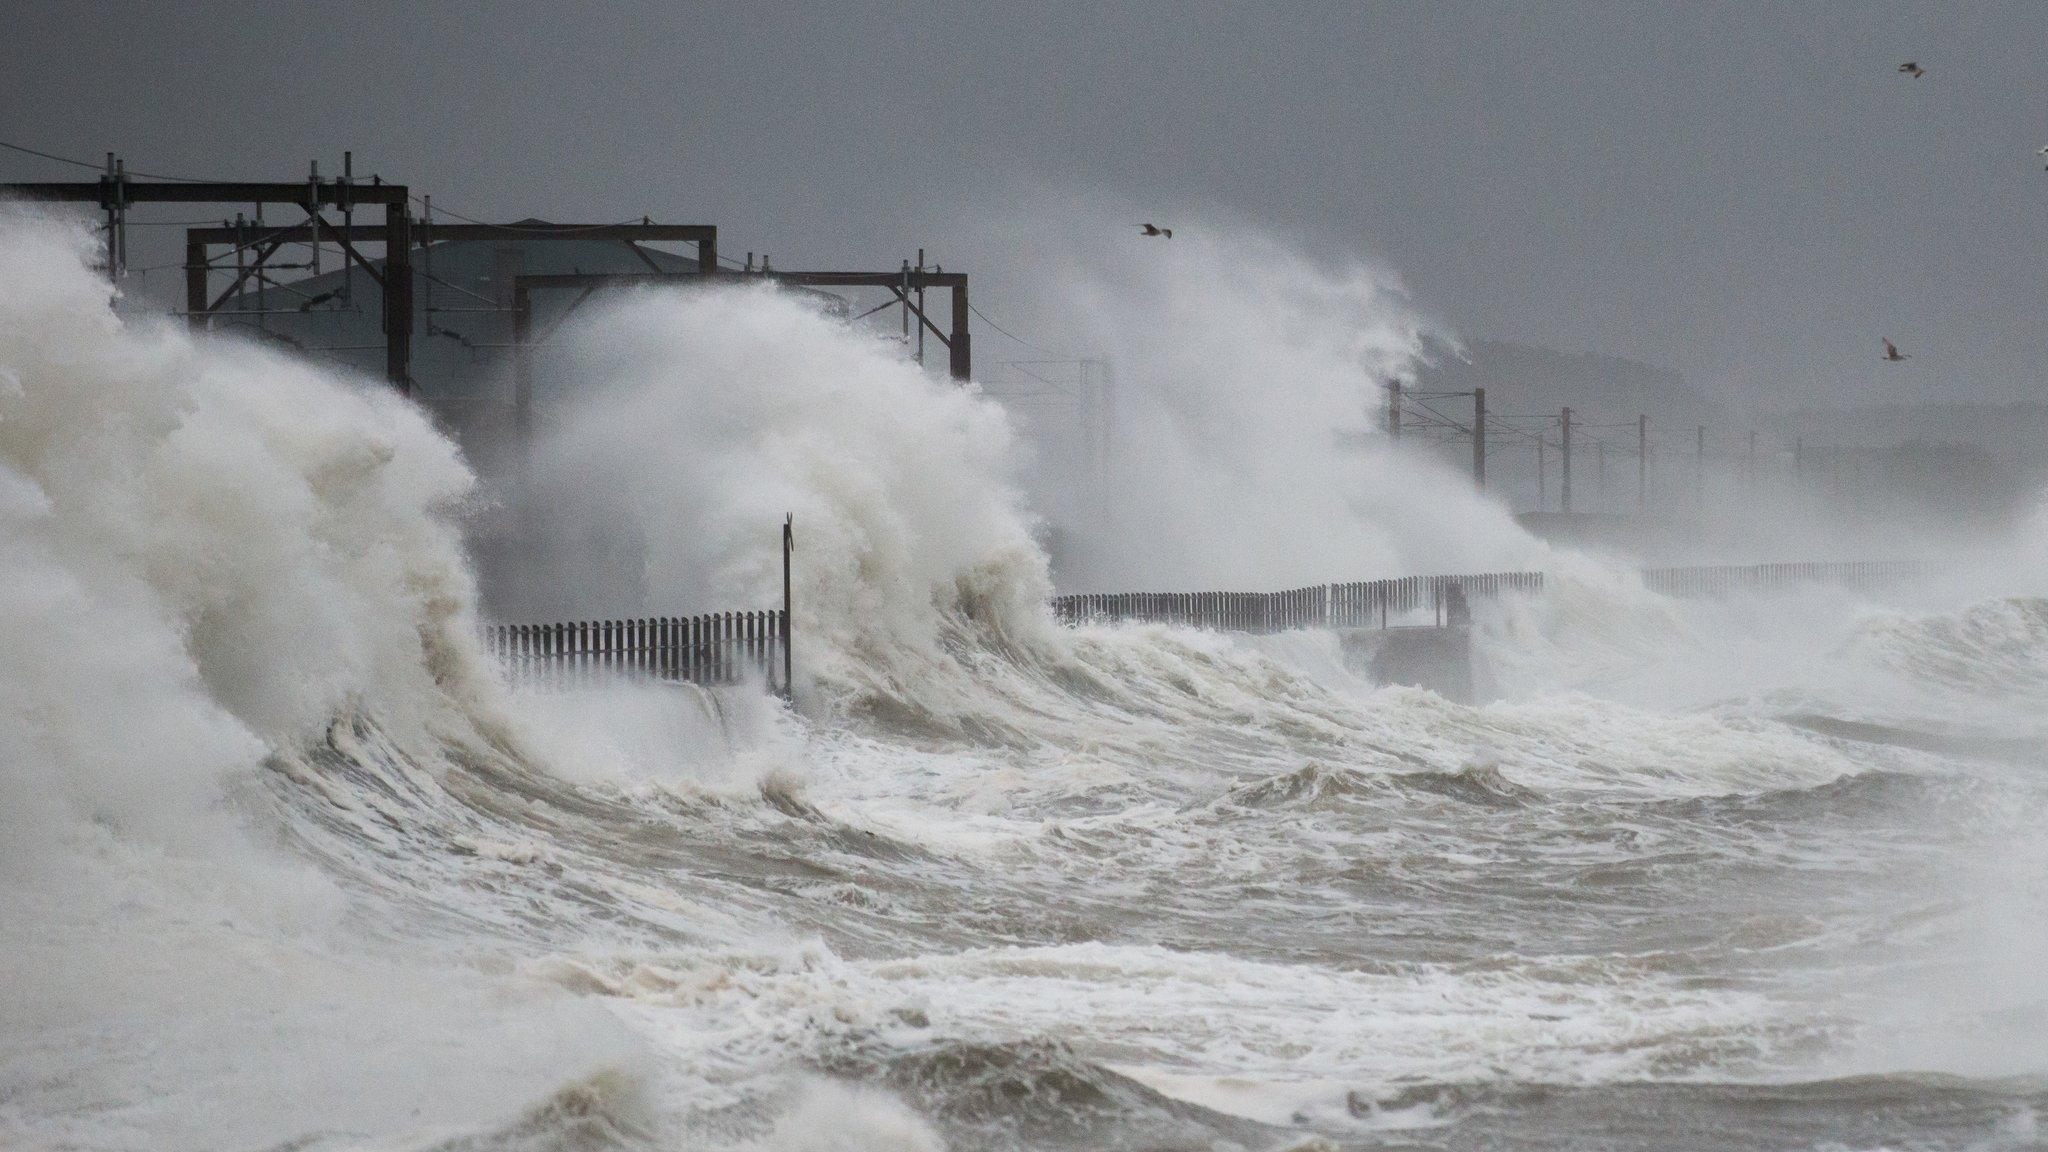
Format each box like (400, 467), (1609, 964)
(508, 265), (972, 435)
(6, 154), (1835, 526)
(1388, 378), (1808, 518)
(1394, 384), (1489, 489)
(0, 157), (969, 409)
(182, 218), (718, 385)
(0, 156), (416, 389)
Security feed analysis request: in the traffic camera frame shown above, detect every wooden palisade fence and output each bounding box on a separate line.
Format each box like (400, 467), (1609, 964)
(1051, 560), (1931, 635)
(485, 516), (796, 696)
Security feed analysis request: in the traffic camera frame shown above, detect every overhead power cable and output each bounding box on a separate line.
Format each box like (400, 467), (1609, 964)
(0, 138), (213, 182)
(968, 302), (1057, 354)
(408, 194), (653, 235)
(1406, 395), (1472, 435)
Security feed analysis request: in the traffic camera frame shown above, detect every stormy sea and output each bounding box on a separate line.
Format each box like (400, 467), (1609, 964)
(3, 211), (2045, 1152)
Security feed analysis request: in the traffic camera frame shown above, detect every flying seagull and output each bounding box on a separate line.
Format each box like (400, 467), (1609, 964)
(1898, 61), (1926, 78)
(2038, 145), (2048, 169)
(1139, 223), (1174, 238)
(1882, 338), (1909, 362)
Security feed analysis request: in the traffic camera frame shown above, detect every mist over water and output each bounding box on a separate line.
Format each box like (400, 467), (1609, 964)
(514, 283), (1056, 725)
(4, 210), (2048, 1152)
(0, 212), (640, 1149)
(949, 204), (1546, 591)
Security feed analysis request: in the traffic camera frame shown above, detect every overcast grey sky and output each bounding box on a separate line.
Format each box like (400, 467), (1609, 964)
(4, 1), (2044, 410)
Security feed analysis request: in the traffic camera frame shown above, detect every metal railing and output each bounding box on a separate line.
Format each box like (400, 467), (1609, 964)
(485, 516), (797, 696)
(1052, 560), (1933, 634)
(484, 610), (789, 694)
(1639, 560), (1930, 597)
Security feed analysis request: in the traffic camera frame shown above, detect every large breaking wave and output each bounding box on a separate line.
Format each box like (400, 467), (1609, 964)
(4, 211), (2047, 1151)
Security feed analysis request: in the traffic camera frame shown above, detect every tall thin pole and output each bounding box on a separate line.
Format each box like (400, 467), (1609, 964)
(306, 160), (322, 281)
(114, 158), (126, 279)
(782, 515), (794, 701)
(1638, 414), (1649, 512)
(184, 231), (208, 333)
(1097, 360), (1116, 509)
(1537, 435), (1547, 510)
(512, 284), (533, 439)
(103, 153), (125, 284)
(1471, 387), (1486, 488)
(421, 195), (434, 335)
(341, 151), (355, 304)
(1696, 424), (1706, 507)
(1387, 380), (1402, 440)
(103, 152), (116, 283)
(254, 203), (267, 331)
(383, 200), (413, 393)
(1747, 429), (1757, 489)
(948, 273), (971, 381)
(1560, 406), (1573, 513)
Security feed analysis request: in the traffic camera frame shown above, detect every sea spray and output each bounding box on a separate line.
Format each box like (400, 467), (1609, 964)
(6, 207), (2048, 1152)
(929, 200), (1546, 591)
(0, 211), (489, 863)
(517, 282), (1059, 729)
(0, 213), (642, 1150)
(503, 248), (1545, 738)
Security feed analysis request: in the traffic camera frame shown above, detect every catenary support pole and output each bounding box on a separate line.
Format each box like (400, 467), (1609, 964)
(511, 283), (533, 439)
(1560, 406), (1573, 513)
(184, 233), (207, 333)
(1471, 387), (1486, 488)
(782, 515), (795, 700)
(383, 201), (413, 393)
(1696, 424), (1706, 505)
(1638, 414), (1649, 512)
(948, 275), (970, 381)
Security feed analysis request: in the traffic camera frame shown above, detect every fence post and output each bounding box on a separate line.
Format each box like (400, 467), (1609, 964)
(782, 515), (795, 700)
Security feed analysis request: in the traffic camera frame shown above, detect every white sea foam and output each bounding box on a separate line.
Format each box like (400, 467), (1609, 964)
(5, 205), (2048, 1152)
(934, 196), (1551, 591)
(0, 212), (638, 1151)
(518, 283), (1056, 728)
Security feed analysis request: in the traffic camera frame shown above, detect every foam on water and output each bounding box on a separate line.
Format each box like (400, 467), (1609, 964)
(0, 212), (660, 1149)
(4, 211), (2047, 1150)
